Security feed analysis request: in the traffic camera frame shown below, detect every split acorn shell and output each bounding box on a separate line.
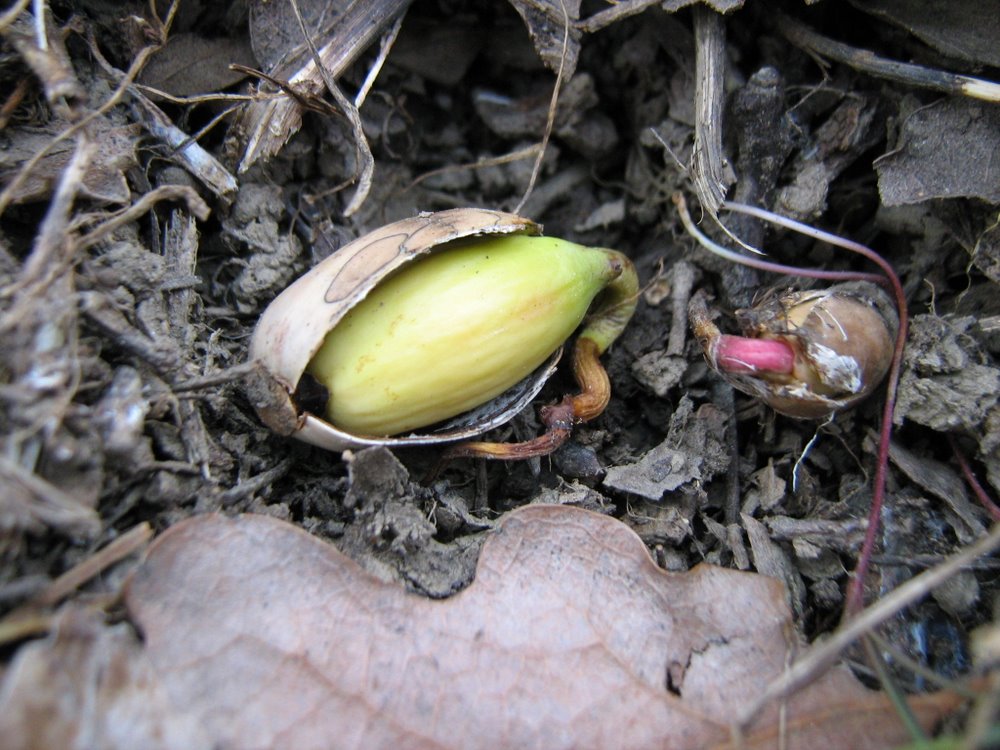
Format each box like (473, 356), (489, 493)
(692, 282), (899, 419)
(247, 208), (632, 451)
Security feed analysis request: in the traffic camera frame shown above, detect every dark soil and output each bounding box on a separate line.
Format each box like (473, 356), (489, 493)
(2, 0), (999, 718)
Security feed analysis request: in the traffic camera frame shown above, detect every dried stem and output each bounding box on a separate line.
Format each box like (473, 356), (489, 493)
(74, 185), (210, 252)
(689, 6), (731, 216)
(578, 0), (658, 33)
(775, 10), (1000, 103)
(354, 10), (406, 109)
(513, 0), (569, 216)
(666, 260), (696, 356)
(0, 0), (32, 33)
(29, 523), (152, 609)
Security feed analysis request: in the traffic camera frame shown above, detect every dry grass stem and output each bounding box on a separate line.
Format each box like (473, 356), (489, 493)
(289, 0), (374, 216)
(776, 11), (1000, 103)
(29, 523), (153, 610)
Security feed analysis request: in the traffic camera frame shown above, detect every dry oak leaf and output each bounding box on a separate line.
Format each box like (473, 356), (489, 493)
(125, 505), (953, 750)
(0, 607), (211, 750)
(139, 32), (256, 98)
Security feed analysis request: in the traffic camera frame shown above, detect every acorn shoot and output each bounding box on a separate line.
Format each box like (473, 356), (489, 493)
(247, 209), (637, 456)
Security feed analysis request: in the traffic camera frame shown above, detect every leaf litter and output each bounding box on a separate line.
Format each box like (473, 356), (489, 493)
(1, 0), (1000, 746)
(3, 505), (956, 750)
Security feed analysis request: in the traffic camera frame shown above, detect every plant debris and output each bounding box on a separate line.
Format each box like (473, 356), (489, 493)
(1, 0), (998, 746)
(3, 506), (943, 748)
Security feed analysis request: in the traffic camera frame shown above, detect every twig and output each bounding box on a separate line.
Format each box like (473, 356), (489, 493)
(164, 209), (199, 349)
(775, 11), (1000, 103)
(736, 521), (1000, 731)
(0, 0), (31, 33)
(21, 127), (94, 281)
(219, 458), (295, 507)
(80, 20), (239, 199)
(133, 84), (268, 105)
(79, 291), (185, 376)
(1, 4), (85, 116)
(511, 163), (588, 219)
(714, 381), (741, 526)
(171, 362), (261, 392)
(666, 259), (696, 355)
(75, 185), (211, 252)
(689, 6), (732, 217)
(31, 0), (45, 48)
(30, 522), (153, 609)
(0, 455), (101, 538)
(129, 91), (238, 197)
(0, 612), (52, 645)
(355, 10), (406, 108)
(577, 0), (659, 33)
(407, 144), (541, 191)
(0, 523), (152, 645)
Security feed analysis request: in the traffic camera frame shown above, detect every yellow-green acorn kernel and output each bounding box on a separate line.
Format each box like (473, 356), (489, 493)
(306, 235), (624, 436)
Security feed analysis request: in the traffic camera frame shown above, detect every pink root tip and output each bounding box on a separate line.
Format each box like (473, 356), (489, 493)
(716, 335), (795, 374)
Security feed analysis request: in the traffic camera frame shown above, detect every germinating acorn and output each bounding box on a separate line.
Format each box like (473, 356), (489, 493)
(690, 282), (898, 419)
(307, 235), (624, 436)
(247, 208), (637, 453)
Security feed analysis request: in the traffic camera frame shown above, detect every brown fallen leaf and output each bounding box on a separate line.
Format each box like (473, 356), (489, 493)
(139, 32), (256, 98)
(120, 505), (957, 749)
(0, 607), (211, 750)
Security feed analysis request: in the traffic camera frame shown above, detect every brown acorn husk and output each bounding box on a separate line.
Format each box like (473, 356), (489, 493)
(695, 282), (898, 419)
